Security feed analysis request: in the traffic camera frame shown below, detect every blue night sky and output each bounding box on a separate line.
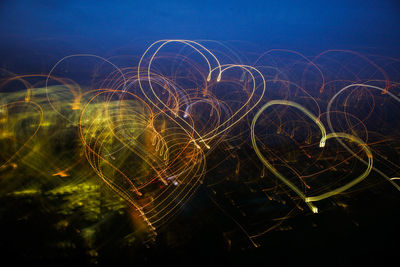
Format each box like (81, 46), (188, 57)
(0, 0), (399, 57)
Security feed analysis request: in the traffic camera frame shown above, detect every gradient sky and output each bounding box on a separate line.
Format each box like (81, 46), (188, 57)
(1, 0), (399, 58)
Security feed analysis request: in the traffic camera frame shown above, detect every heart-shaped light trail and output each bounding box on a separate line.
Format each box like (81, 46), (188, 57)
(327, 83), (400, 191)
(251, 100), (373, 213)
(0, 101), (43, 169)
(137, 40), (266, 149)
(79, 88), (206, 234)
